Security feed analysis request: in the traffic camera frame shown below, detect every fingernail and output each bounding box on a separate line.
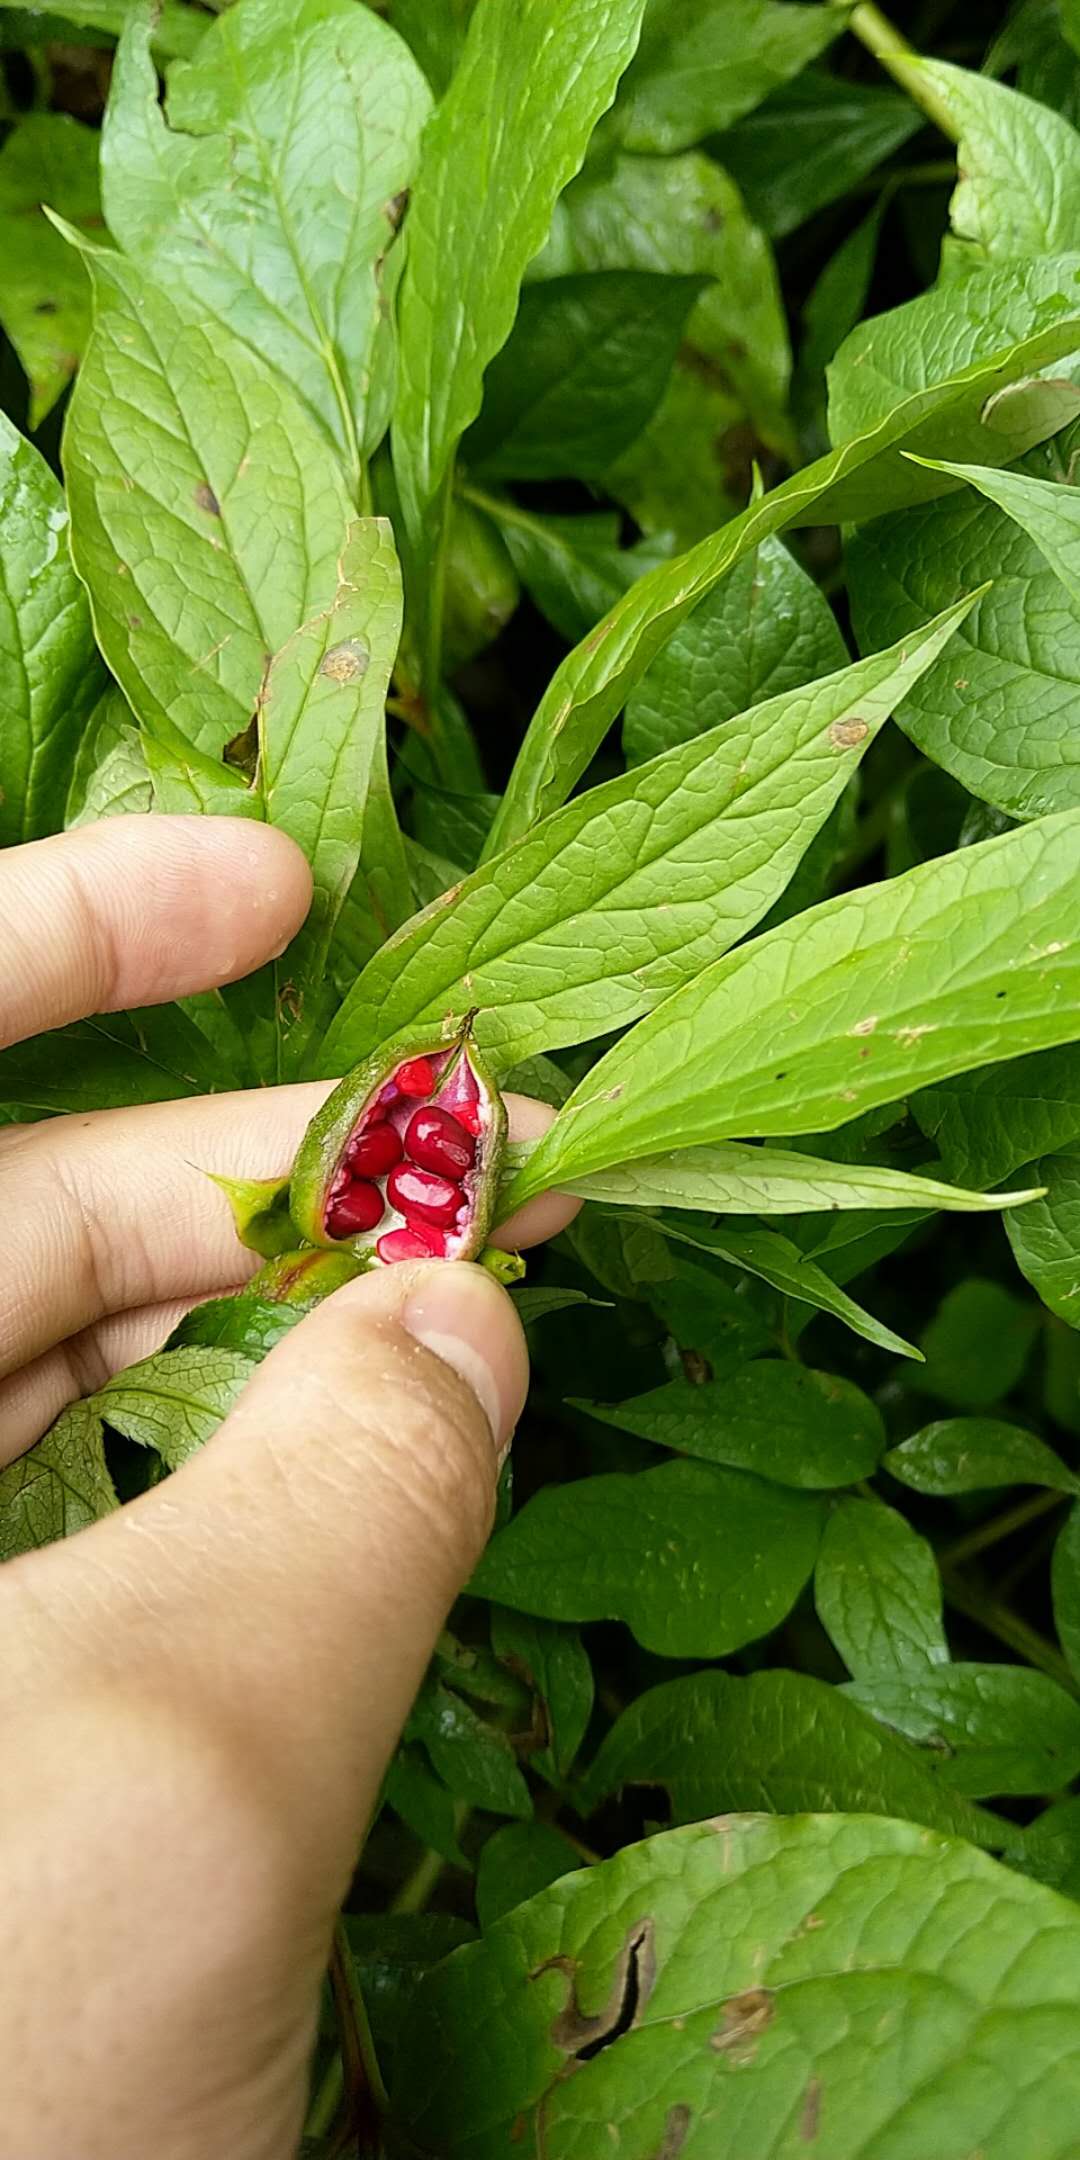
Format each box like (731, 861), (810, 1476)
(402, 1264), (527, 1463)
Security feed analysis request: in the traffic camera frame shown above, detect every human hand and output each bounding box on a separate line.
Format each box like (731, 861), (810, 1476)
(0, 817), (575, 2159)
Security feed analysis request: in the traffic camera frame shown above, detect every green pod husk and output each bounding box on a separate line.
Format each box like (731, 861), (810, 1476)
(169, 1249), (365, 1358)
(290, 1023), (508, 1263)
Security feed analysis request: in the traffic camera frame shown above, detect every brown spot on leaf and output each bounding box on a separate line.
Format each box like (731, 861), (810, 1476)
(223, 713), (259, 782)
(680, 1348), (713, 1387)
(651, 2103), (692, 2159)
(128, 613), (143, 630)
(321, 638), (370, 685)
(711, 1986), (774, 2060)
(385, 187), (409, 231)
(194, 481), (221, 516)
(801, 2077), (822, 2141)
(543, 1918), (656, 2060)
(829, 718), (869, 750)
(35, 298), (59, 316)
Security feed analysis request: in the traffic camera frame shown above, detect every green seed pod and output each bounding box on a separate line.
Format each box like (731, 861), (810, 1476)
(169, 1249), (365, 1359)
(290, 1024), (508, 1266)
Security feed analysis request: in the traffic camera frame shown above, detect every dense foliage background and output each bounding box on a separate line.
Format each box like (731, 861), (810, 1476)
(9, 0), (1080, 2152)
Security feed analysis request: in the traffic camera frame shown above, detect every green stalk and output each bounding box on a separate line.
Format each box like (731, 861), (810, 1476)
(831, 0), (963, 141)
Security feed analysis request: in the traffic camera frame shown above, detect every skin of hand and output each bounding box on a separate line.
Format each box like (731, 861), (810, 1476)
(0, 816), (577, 2160)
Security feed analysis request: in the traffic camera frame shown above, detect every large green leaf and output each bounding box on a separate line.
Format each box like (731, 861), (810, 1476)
(885, 1417), (1080, 1497)
(815, 1497), (950, 1682)
(390, 1814), (1080, 2160)
(463, 270), (702, 481)
(101, 0), (430, 483)
(564, 1141), (1040, 1215)
(849, 1665), (1080, 1798)
(471, 495), (667, 645)
(474, 1822), (579, 1930)
(914, 1045), (1080, 1189)
(64, 246), (355, 761)
(391, 0), (647, 671)
(0, 412), (103, 845)
(849, 439), (1080, 820)
(571, 1362), (884, 1489)
(320, 600), (972, 1077)
(472, 1460), (825, 1660)
(505, 811), (1080, 1203)
(717, 68), (923, 237)
(488, 260), (1080, 852)
(1007, 1144), (1080, 1324)
(624, 532), (847, 765)
(0, 1402), (117, 1562)
(580, 1670), (1001, 1844)
(913, 58), (1080, 261)
(0, 113), (101, 427)
(609, 0), (838, 154)
(97, 1346), (255, 1465)
(915, 1279), (1041, 1413)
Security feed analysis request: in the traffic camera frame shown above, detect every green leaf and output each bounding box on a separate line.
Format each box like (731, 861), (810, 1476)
(581, 1669), (1000, 1845)
(67, 722), (151, 827)
(623, 533), (847, 765)
(505, 810), (1080, 1205)
(815, 1497), (949, 1682)
(0, 410), (103, 846)
(392, 0), (647, 649)
(472, 1460), (825, 1660)
(490, 1610), (594, 1784)
(0, 1009), (221, 1114)
(913, 58), (1080, 261)
(102, 0), (431, 480)
(321, 599), (974, 1077)
(463, 270), (703, 481)
(65, 246), (356, 763)
(646, 1217), (922, 1361)
(387, 0), (475, 95)
(409, 1681), (533, 1821)
(1053, 1503), (1080, 1683)
(489, 262), (1080, 850)
(608, 0), (839, 155)
(571, 1362), (884, 1489)
(0, 0), (207, 57)
(96, 1346), (256, 1467)
(1007, 1144), (1080, 1323)
(885, 1418), (1079, 1497)
(916, 1280), (1042, 1412)
(535, 148), (792, 541)
(0, 113), (101, 425)
(797, 197), (887, 400)
(915, 1045), (1080, 1189)
(382, 1746), (469, 1869)
(389, 1815), (1080, 2159)
(717, 67), (923, 237)
(206, 1174), (295, 1261)
(475, 1822), (581, 1930)
(343, 1912), (477, 2069)
(849, 1665), (1080, 1798)
(564, 1141), (1041, 1216)
(473, 494), (667, 645)
(648, 1257), (775, 1374)
(1014, 1795), (1080, 1900)
(0, 1403), (117, 1561)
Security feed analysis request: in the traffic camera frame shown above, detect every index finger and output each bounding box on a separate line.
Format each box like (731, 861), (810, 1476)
(0, 817), (313, 1051)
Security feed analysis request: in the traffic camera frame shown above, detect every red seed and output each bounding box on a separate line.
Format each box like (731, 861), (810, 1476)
(326, 1178), (384, 1237)
(404, 1105), (476, 1178)
(396, 1057), (436, 1098)
(377, 1227), (431, 1263)
(387, 1162), (464, 1227)
(347, 1122), (403, 1176)
(455, 1102), (482, 1136)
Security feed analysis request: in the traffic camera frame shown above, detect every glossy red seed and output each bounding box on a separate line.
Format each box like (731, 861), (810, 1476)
(347, 1123), (403, 1176)
(376, 1227), (431, 1263)
(326, 1178), (384, 1236)
(396, 1057), (436, 1098)
(387, 1163), (464, 1227)
(404, 1105), (475, 1178)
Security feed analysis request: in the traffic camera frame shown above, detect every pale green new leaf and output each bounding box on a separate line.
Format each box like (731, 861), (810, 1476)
(0, 113), (101, 426)
(392, 0), (648, 551)
(0, 411), (103, 846)
(1007, 1144), (1080, 1325)
(390, 1815), (1080, 2158)
(102, 0), (431, 479)
(563, 1140), (1042, 1215)
(579, 1670), (1000, 1847)
(885, 1418), (1080, 1497)
(571, 1362), (884, 1489)
(472, 1460), (825, 1661)
(609, 0), (840, 155)
(65, 246), (355, 761)
(815, 1497), (950, 1683)
(849, 1665), (1080, 1798)
(913, 58), (1080, 261)
(489, 259), (1080, 852)
(320, 599), (974, 1077)
(0, 1402), (117, 1562)
(506, 811), (1080, 1204)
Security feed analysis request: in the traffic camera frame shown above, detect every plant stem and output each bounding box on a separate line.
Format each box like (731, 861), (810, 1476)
(305, 2055), (345, 2143)
(328, 1916), (389, 2152)
(941, 1489), (1067, 1571)
(942, 1572), (1080, 1694)
(832, 0), (962, 140)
